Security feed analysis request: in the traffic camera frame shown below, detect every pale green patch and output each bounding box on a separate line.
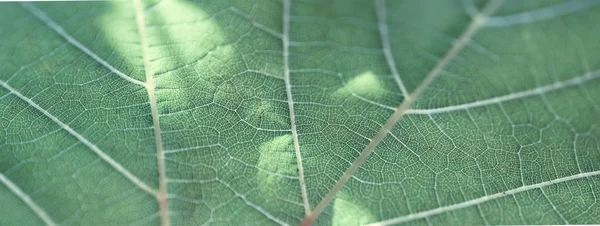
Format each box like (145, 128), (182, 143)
(332, 192), (377, 226)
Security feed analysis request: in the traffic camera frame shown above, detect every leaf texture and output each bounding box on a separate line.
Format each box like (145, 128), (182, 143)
(0, 0), (599, 225)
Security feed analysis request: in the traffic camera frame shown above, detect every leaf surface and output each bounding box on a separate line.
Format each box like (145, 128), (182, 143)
(0, 0), (599, 225)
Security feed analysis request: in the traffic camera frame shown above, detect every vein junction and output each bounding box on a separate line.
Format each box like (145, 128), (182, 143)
(407, 69), (600, 115)
(305, 0), (506, 223)
(0, 2), (170, 226)
(20, 3), (146, 87)
(133, 0), (170, 225)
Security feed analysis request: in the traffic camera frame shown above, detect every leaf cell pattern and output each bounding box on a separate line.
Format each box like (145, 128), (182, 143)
(0, 0), (599, 226)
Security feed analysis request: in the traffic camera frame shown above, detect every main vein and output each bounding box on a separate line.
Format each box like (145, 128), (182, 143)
(282, 0), (311, 214)
(132, 1), (170, 226)
(302, 0), (505, 223)
(0, 172), (57, 226)
(18, 2), (172, 224)
(367, 170), (600, 225)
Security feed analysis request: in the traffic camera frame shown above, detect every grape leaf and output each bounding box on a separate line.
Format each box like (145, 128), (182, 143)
(1, 0), (599, 225)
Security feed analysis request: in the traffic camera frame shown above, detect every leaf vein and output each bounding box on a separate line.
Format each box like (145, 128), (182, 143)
(367, 170), (600, 225)
(375, 0), (409, 97)
(0, 80), (156, 196)
(132, 0), (170, 225)
(406, 69), (600, 115)
(282, 0), (311, 215)
(0, 172), (58, 226)
(303, 0), (505, 223)
(20, 3), (146, 87)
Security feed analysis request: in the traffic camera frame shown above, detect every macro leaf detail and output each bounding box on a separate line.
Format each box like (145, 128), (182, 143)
(0, 0), (599, 226)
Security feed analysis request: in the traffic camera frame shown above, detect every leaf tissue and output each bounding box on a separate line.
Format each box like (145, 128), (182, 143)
(0, 0), (599, 225)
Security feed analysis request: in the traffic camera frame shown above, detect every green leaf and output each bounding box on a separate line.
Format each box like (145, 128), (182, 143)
(1, 0), (599, 225)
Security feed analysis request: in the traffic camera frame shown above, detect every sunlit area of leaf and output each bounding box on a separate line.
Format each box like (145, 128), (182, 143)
(147, 0), (229, 116)
(257, 134), (300, 201)
(141, 0), (307, 224)
(331, 192), (376, 225)
(147, 0), (225, 74)
(331, 71), (401, 110)
(98, 1), (146, 82)
(334, 71), (382, 100)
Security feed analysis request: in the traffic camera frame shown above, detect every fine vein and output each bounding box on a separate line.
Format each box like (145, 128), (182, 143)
(375, 0), (408, 97)
(282, 0), (311, 214)
(0, 80), (155, 196)
(303, 0), (505, 223)
(406, 69), (600, 115)
(367, 170), (600, 226)
(20, 3), (146, 87)
(218, 179), (289, 226)
(0, 172), (58, 226)
(132, 0), (170, 225)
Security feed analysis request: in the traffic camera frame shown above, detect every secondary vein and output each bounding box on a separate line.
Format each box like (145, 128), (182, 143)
(20, 3), (146, 87)
(0, 80), (156, 196)
(0, 172), (58, 226)
(367, 170), (600, 225)
(406, 69), (600, 115)
(375, 0), (408, 97)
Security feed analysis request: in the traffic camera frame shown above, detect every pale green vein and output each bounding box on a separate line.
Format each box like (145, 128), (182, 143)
(367, 170), (600, 226)
(20, 2), (146, 87)
(0, 80), (156, 196)
(406, 69), (600, 115)
(302, 0), (505, 223)
(0, 172), (57, 226)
